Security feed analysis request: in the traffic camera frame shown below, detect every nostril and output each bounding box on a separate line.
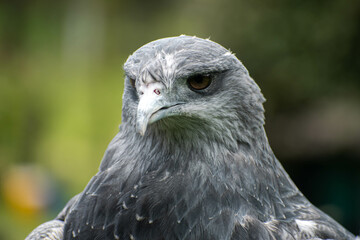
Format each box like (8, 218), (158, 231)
(139, 91), (144, 95)
(154, 89), (161, 95)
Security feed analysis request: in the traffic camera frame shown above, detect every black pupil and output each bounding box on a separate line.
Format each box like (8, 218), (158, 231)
(192, 75), (204, 84)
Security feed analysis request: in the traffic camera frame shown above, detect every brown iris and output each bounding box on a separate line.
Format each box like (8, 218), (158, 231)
(187, 74), (212, 91)
(129, 78), (136, 88)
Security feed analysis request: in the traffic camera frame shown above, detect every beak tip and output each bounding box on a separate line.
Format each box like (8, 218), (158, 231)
(136, 122), (147, 136)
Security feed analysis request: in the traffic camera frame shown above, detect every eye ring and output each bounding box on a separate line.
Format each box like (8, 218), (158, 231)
(187, 74), (212, 91)
(129, 77), (136, 88)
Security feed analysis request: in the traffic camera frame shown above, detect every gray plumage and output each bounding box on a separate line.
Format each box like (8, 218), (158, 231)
(26, 35), (356, 240)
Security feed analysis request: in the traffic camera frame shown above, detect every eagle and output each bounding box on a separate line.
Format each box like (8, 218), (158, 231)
(26, 35), (356, 240)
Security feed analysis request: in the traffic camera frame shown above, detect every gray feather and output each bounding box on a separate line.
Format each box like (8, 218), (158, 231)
(26, 35), (356, 240)
(26, 220), (64, 240)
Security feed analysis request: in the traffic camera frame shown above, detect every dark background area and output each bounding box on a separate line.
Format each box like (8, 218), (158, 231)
(0, 0), (359, 239)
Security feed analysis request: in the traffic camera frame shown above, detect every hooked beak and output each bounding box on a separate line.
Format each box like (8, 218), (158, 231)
(136, 87), (184, 136)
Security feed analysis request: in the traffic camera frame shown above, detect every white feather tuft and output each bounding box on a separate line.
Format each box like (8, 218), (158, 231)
(295, 219), (317, 235)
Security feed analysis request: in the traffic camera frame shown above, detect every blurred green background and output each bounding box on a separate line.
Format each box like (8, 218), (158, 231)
(0, 0), (359, 239)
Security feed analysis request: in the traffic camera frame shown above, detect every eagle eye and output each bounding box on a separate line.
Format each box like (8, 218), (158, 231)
(187, 74), (212, 91)
(129, 77), (136, 88)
